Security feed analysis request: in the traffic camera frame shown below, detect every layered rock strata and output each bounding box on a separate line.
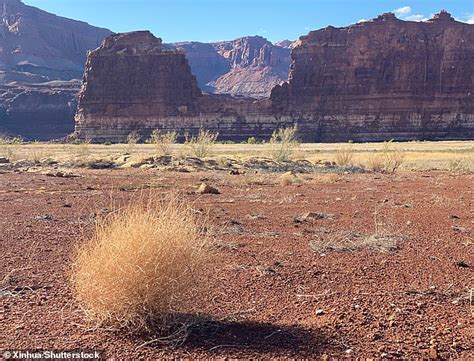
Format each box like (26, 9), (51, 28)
(271, 11), (474, 141)
(175, 36), (291, 98)
(0, 81), (78, 139)
(0, 0), (112, 83)
(75, 12), (474, 142)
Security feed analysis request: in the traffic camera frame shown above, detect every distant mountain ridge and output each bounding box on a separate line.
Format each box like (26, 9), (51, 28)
(0, 0), (112, 84)
(174, 36), (292, 98)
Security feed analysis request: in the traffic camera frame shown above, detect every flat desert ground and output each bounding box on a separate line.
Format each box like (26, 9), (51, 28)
(1, 141), (473, 358)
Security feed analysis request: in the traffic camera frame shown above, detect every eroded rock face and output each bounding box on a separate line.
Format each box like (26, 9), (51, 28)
(0, 0), (112, 83)
(78, 31), (202, 116)
(176, 36), (291, 98)
(0, 0), (112, 140)
(271, 11), (474, 141)
(76, 13), (474, 143)
(0, 81), (79, 139)
(76, 31), (211, 141)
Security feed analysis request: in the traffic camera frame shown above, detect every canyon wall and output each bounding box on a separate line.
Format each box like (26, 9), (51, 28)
(0, 0), (112, 139)
(175, 36), (291, 98)
(75, 12), (474, 143)
(0, 0), (112, 83)
(271, 11), (474, 141)
(0, 81), (78, 139)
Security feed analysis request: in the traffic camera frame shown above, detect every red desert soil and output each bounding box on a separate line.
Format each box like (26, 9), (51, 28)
(1, 169), (473, 358)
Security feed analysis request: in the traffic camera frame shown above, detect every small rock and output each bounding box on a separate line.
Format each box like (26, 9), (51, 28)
(45, 171), (78, 178)
(0, 157), (9, 164)
(294, 212), (336, 223)
(197, 183), (220, 195)
(315, 309), (325, 316)
(455, 260), (470, 268)
(154, 155), (173, 165)
(34, 214), (53, 221)
(452, 225), (470, 233)
(89, 161), (115, 169)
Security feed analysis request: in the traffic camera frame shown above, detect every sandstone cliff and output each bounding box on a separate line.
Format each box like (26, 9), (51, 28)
(176, 36), (291, 98)
(75, 12), (474, 143)
(271, 11), (474, 141)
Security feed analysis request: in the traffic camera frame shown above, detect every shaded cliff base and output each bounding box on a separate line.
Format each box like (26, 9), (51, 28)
(0, 81), (78, 140)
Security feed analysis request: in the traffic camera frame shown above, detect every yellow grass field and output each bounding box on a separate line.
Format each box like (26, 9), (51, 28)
(1, 140), (473, 171)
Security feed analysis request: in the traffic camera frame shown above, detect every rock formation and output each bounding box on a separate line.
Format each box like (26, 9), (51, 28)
(172, 41), (230, 93)
(0, 0), (112, 83)
(0, 81), (79, 139)
(0, 0), (112, 139)
(75, 12), (474, 143)
(175, 36), (291, 98)
(271, 11), (474, 141)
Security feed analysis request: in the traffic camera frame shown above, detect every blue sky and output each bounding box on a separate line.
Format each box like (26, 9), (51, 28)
(25, 0), (474, 43)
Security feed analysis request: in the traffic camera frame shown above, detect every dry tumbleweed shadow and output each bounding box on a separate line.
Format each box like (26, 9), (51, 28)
(129, 314), (336, 356)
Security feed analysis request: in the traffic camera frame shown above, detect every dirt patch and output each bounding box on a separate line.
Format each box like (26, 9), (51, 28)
(1, 168), (473, 358)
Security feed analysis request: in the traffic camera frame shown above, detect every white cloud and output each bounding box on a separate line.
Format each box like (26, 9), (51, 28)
(394, 6), (412, 16)
(357, 19), (367, 23)
(466, 14), (474, 24)
(393, 6), (430, 22)
(404, 14), (429, 22)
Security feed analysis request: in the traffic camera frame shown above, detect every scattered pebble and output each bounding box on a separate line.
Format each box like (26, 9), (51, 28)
(197, 183), (220, 194)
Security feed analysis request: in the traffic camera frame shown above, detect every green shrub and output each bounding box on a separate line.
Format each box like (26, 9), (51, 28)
(185, 129), (218, 158)
(149, 129), (177, 156)
(267, 126), (299, 162)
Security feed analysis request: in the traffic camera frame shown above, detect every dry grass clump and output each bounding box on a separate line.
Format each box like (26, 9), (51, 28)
(309, 215), (405, 254)
(309, 230), (400, 253)
(148, 129), (177, 156)
(448, 157), (472, 174)
(185, 129), (218, 158)
(125, 131), (140, 154)
(71, 195), (210, 330)
(0, 136), (22, 160)
(267, 126), (300, 162)
(279, 171), (303, 186)
(334, 144), (354, 166)
(364, 141), (406, 173)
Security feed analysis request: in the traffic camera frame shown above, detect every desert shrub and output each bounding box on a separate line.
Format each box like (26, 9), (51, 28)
(448, 157), (471, 173)
(362, 141), (406, 174)
(365, 154), (385, 173)
(71, 195), (210, 330)
(334, 144), (354, 166)
(149, 129), (177, 156)
(185, 129), (218, 158)
(267, 126), (299, 162)
(247, 136), (257, 145)
(125, 131), (140, 153)
(0, 136), (22, 160)
(280, 171), (303, 186)
(382, 141), (405, 174)
(73, 138), (91, 159)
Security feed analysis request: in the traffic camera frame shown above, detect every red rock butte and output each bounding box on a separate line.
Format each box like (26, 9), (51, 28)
(74, 11), (474, 143)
